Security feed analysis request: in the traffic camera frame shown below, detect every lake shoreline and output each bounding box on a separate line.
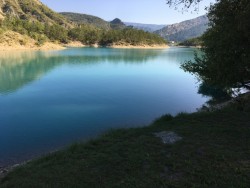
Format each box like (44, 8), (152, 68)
(177, 45), (202, 48)
(107, 44), (169, 49)
(1, 94), (249, 186)
(0, 42), (66, 51)
(0, 47), (208, 184)
(0, 47), (204, 173)
(0, 42), (169, 51)
(1, 92), (249, 180)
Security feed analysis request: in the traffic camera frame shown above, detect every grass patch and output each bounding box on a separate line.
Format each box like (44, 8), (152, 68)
(1, 98), (250, 188)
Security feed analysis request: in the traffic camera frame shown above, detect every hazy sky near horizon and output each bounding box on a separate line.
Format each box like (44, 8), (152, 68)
(40, 0), (215, 24)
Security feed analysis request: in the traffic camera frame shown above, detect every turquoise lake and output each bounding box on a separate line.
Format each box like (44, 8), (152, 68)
(0, 47), (208, 166)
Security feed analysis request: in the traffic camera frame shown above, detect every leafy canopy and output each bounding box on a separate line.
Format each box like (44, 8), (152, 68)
(166, 0), (204, 11)
(181, 0), (250, 90)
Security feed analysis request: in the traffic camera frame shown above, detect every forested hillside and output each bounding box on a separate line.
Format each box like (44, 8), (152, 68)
(0, 0), (167, 48)
(0, 0), (71, 27)
(178, 37), (202, 47)
(60, 12), (110, 30)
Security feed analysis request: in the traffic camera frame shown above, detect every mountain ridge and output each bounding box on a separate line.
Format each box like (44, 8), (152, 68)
(110, 18), (126, 30)
(154, 15), (209, 42)
(60, 12), (110, 30)
(124, 22), (166, 32)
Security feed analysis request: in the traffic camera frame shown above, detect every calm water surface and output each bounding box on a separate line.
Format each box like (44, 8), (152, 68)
(0, 47), (208, 166)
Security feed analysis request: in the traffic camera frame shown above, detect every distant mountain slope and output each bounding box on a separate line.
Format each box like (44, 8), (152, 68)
(60, 12), (110, 30)
(110, 18), (126, 30)
(154, 15), (209, 42)
(0, 0), (71, 27)
(124, 22), (166, 32)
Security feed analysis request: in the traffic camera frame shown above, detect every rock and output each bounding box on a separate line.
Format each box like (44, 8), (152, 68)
(154, 131), (182, 144)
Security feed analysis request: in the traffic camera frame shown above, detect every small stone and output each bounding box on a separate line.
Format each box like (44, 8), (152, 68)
(0, 169), (7, 174)
(154, 131), (182, 144)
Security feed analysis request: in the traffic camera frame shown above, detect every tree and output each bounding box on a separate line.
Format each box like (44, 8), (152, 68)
(166, 0), (203, 11)
(181, 0), (250, 90)
(44, 24), (68, 43)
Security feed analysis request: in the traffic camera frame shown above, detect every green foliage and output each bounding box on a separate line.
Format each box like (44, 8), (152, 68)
(68, 25), (101, 45)
(178, 37), (202, 46)
(99, 28), (166, 46)
(0, 16), (165, 46)
(0, 0), (167, 47)
(198, 82), (232, 104)
(18, 0), (70, 26)
(1, 17), (44, 35)
(44, 24), (68, 43)
(35, 34), (48, 46)
(68, 26), (166, 46)
(182, 0), (250, 90)
(0, 1), (166, 47)
(0, 28), (4, 35)
(98, 29), (120, 45)
(0, 17), (70, 43)
(166, 0), (202, 11)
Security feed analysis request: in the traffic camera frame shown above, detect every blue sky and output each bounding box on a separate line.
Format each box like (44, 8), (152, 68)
(40, 0), (215, 24)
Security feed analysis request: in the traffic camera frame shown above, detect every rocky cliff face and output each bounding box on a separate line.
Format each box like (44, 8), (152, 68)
(154, 15), (209, 42)
(0, 0), (71, 27)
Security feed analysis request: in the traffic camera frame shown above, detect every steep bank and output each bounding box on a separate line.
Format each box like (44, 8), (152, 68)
(0, 31), (65, 51)
(0, 31), (168, 51)
(1, 94), (249, 187)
